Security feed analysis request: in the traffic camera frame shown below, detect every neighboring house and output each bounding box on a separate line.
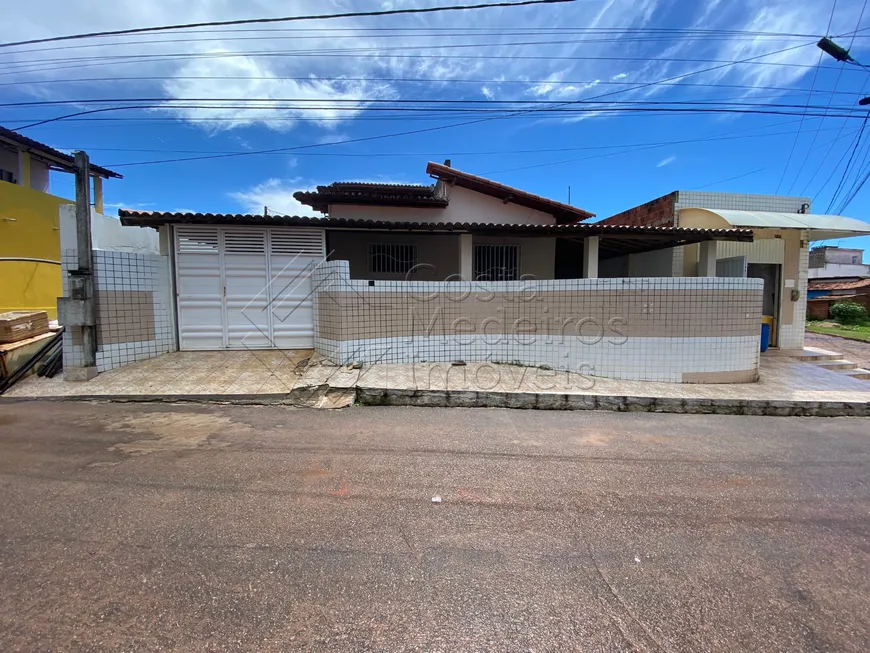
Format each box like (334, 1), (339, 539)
(600, 191), (870, 350)
(808, 246), (869, 280)
(806, 278), (870, 320)
(0, 126), (121, 318)
(108, 162), (767, 384)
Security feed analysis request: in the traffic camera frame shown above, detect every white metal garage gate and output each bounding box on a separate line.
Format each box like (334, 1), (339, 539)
(174, 225), (326, 350)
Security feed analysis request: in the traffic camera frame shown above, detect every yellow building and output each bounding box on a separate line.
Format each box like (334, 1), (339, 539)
(0, 126), (120, 318)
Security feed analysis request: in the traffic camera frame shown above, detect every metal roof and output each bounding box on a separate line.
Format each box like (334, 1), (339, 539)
(682, 208), (870, 240)
(0, 125), (122, 179)
(426, 161), (595, 223)
(118, 209), (753, 259)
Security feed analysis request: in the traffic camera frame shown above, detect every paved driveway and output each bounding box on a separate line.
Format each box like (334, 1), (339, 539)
(0, 403), (868, 652)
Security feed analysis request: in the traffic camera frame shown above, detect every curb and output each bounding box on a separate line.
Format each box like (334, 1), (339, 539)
(0, 385), (355, 409)
(354, 387), (870, 417)
(3, 386), (868, 417)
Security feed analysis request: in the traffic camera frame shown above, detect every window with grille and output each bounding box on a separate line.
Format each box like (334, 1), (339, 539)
(474, 244), (520, 280)
(369, 243), (417, 274)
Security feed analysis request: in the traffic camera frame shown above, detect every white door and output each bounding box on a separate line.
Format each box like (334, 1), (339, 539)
(174, 225), (325, 350)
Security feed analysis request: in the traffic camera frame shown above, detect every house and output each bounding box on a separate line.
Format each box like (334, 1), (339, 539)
(0, 125), (121, 318)
(105, 162), (770, 384)
(808, 246), (869, 280)
(600, 190), (870, 350)
(806, 277), (870, 320)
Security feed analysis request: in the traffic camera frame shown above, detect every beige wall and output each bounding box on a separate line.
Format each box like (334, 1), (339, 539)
(628, 248), (674, 277)
(678, 226), (807, 350)
(327, 230), (460, 281)
(328, 185), (557, 226)
(327, 232), (556, 280)
(474, 235), (555, 279)
(599, 249), (674, 278)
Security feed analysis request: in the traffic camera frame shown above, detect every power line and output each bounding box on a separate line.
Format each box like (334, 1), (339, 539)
(774, 0), (836, 194)
(0, 31), (824, 59)
(826, 114), (868, 212)
(40, 123), (850, 157)
(0, 0), (574, 49)
(45, 40), (814, 169)
(12, 105), (867, 132)
(480, 121), (858, 175)
(3, 97), (861, 109)
(0, 76), (861, 100)
(0, 48), (845, 80)
(787, 61), (847, 193)
(692, 168), (767, 190)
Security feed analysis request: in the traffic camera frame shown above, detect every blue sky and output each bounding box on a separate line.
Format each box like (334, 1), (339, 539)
(3, 0), (870, 257)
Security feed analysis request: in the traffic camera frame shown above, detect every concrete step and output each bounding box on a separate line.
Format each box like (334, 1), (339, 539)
(815, 359), (859, 370)
(845, 368), (870, 380)
(799, 347), (845, 361)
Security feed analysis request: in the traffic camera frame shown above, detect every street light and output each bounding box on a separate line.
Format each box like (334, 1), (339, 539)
(817, 37), (870, 104)
(817, 37), (854, 63)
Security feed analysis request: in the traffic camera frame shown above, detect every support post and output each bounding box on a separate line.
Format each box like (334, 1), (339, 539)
(68, 151), (97, 380)
(583, 236), (599, 279)
(698, 240), (717, 277)
(17, 150), (30, 188)
(459, 233), (473, 281)
(93, 176), (103, 214)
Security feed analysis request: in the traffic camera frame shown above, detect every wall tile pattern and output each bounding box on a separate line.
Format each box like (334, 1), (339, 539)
(312, 261), (763, 383)
(63, 250), (174, 372)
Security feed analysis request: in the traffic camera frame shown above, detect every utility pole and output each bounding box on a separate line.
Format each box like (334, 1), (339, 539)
(58, 151), (98, 380)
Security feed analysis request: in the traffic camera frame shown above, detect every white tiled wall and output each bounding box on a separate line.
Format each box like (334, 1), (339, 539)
(312, 261), (764, 383)
(62, 249), (175, 373)
(674, 191), (811, 218)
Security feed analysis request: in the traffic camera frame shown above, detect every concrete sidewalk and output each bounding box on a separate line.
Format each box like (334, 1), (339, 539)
(3, 347), (869, 416)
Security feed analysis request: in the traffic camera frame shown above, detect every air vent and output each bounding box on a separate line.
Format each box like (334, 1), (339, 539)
(270, 228), (325, 256)
(224, 230), (266, 254)
(176, 227), (219, 253)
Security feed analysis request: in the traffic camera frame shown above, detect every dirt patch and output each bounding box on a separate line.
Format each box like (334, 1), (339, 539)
(100, 412), (252, 455)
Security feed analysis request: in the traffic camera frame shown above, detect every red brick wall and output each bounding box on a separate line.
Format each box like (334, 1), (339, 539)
(599, 191), (678, 227)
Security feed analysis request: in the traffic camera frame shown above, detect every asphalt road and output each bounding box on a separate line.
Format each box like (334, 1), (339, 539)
(0, 402), (868, 652)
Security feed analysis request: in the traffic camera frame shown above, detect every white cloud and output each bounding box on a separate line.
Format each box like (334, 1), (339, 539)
(657, 155), (676, 168)
(230, 178), (318, 216)
(2, 0), (854, 136)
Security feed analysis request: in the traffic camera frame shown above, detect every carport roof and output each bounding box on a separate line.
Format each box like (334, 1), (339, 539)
(682, 208), (870, 241)
(118, 210), (753, 259)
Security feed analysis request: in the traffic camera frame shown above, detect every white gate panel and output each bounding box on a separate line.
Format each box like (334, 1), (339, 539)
(176, 227), (223, 349)
(174, 225), (325, 350)
(223, 229), (271, 349)
(269, 228), (325, 349)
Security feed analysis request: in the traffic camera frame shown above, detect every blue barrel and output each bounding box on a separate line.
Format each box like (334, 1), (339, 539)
(760, 323), (771, 352)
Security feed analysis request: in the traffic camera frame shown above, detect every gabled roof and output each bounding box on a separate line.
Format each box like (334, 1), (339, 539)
(294, 182), (447, 213)
(0, 125), (121, 179)
(426, 161), (595, 223)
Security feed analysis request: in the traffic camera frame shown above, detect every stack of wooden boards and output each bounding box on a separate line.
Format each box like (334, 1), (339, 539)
(0, 311), (50, 344)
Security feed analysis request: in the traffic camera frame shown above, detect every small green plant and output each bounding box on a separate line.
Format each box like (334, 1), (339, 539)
(830, 301), (869, 325)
